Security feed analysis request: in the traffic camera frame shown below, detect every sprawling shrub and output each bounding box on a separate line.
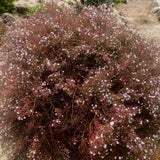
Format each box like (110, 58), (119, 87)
(0, 0), (15, 14)
(0, 3), (160, 160)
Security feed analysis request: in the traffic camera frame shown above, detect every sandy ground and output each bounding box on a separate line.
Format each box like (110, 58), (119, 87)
(118, 0), (160, 45)
(0, 148), (7, 160)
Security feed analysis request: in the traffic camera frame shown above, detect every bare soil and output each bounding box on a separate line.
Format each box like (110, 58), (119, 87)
(117, 0), (160, 45)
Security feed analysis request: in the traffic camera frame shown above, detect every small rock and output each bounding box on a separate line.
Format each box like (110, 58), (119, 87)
(151, 5), (160, 21)
(152, 0), (159, 8)
(151, 6), (160, 22)
(2, 13), (15, 24)
(151, 6), (160, 14)
(112, 8), (128, 26)
(15, 4), (28, 14)
(118, 15), (128, 25)
(14, 0), (39, 14)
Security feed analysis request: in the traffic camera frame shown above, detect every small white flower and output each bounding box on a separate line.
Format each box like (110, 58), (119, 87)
(110, 121), (114, 126)
(103, 144), (107, 149)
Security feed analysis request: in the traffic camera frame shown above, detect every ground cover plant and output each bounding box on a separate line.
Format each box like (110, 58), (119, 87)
(0, 2), (160, 160)
(0, 0), (15, 14)
(80, 0), (126, 6)
(113, 0), (126, 4)
(82, 0), (109, 6)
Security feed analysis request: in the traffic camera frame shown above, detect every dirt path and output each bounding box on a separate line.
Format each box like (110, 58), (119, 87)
(118, 0), (160, 44)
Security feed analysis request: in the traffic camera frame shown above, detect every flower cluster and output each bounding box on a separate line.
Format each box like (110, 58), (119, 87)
(0, 2), (160, 160)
